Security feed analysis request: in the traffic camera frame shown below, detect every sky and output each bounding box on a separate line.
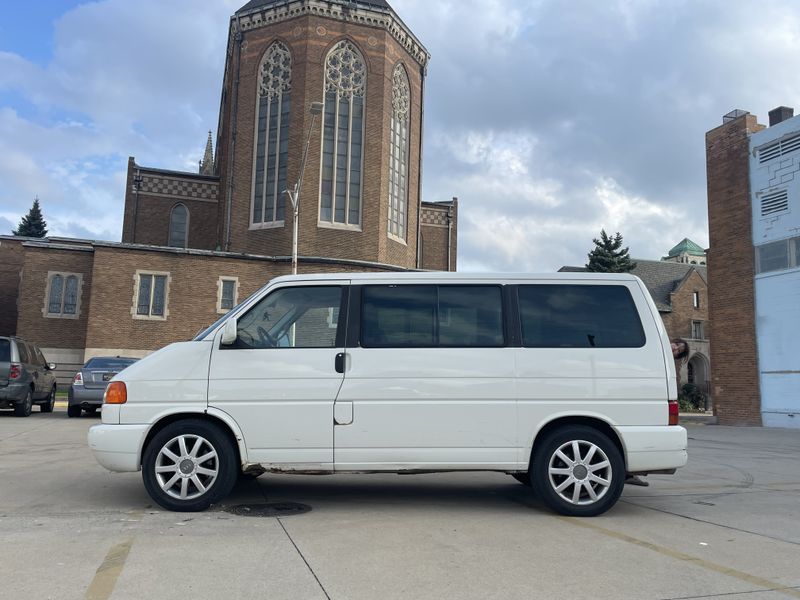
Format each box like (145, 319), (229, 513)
(1, 0), (799, 272)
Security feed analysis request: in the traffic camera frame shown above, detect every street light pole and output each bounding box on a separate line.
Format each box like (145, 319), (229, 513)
(287, 101), (324, 275)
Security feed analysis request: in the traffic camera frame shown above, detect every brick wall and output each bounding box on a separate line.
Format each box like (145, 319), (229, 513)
(706, 114), (764, 425)
(215, 14), (424, 269)
(83, 245), (400, 353)
(663, 270), (710, 340)
(16, 245), (94, 349)
(0, 238), (25, 336)
(123, 160), (220, 250)
(420, 201), (458, 271)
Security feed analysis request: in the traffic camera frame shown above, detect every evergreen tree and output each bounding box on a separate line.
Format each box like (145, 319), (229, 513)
(12, 198), (48, 238)
(585, 229), (637, 272)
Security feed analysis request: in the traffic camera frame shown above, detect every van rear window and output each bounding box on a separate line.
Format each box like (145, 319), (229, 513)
(0, 340), (9, 362)
(518, 285), (645, 348)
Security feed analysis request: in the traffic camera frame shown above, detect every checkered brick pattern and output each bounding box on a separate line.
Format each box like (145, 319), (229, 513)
(421, 209), (449, 226)
(137, 175), (219, 201)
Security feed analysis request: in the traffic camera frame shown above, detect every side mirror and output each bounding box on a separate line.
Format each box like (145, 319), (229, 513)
(220, 319), (238, 346)
(47, 363), (57, 371)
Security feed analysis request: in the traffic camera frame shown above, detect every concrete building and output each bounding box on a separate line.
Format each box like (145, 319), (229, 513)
(0, 0), (458, 386)
(706, 107), (800, 428)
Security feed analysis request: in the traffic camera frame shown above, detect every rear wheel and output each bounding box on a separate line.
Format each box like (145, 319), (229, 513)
(40, 387), (56, 413)
(142, 419), (238, 512)
(14, 390), (33, 417)
(67, 404), (82, 418)
(532, 425), (624, 517)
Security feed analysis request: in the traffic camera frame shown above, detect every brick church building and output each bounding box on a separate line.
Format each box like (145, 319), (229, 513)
(0, 0), (458, 384)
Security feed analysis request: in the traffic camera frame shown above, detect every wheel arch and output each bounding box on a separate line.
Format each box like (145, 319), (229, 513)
(527, 414), (627, 472)
(138, 408), (248, 469)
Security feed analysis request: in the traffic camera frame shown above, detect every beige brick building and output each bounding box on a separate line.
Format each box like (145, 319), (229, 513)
(0, 0), (458, 384)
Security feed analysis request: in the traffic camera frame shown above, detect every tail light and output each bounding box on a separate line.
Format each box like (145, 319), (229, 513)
(668, 400), (679, 426)
(9, 363), (22, 380)
(72, 372), (84, 386)
(105, 381), (127, 405)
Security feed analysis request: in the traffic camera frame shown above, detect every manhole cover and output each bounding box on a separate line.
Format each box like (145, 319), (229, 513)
(226, 502), (312, 518)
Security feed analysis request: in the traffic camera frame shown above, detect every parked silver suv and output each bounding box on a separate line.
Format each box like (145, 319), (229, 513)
(0, 337), (58, 417)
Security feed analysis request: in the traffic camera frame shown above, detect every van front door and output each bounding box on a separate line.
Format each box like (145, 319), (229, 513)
(208, 283), (348, 470)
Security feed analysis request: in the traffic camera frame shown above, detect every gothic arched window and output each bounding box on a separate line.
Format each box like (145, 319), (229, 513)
(388, 64), (410, 240)
(320, 40), (366, 227)
(252, 41), (292, 227)
(168, 203), (189, 248)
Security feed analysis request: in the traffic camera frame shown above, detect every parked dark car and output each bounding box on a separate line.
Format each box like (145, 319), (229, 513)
(0, 336), (58, 417)
(68, 356), (138, 417)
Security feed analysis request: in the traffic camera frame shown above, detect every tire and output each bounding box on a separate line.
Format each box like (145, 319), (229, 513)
(531, 425), (625, 517)
(511, 473), (532, 486)
(14, 390), (33, 417)
(142, 419), (238, 512)
(67, 404), (82, 418)
(40, 387), (56, 413)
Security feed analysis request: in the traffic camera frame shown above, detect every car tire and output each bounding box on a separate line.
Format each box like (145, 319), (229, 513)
(14, 390), (33, 417)
(531, 425), (624, 517)
(67, 404), (82, 418)
(40, 387), (56, 413)
(511, 473), (532, 486)
(142, 419), (238, 512)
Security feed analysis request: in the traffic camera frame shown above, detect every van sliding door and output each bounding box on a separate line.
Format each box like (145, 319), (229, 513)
(333, 284), (517, 471)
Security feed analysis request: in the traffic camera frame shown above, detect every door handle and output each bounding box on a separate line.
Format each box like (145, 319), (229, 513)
(335, 352), (346, 374)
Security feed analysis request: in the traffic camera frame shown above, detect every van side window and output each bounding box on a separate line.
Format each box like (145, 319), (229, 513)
(438, 286), (504, 347)
(518, 285), (645, 348)
(361, 285), (505, 348)
(236, 286), (343, 349)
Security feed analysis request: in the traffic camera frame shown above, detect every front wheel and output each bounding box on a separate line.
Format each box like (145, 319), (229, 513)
(142, 419), (238, 512)
(532, 425), (624, 517)
(40, 387), (56, 413)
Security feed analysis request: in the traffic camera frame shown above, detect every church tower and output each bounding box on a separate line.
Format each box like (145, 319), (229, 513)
(214, 0), (430, 269)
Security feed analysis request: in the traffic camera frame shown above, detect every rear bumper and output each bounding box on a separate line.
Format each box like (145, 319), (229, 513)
(0, 383), (29, 406)
(69, 386), (105, 406)
(88, 424), (148, 472)
(614, 425), (688, 473)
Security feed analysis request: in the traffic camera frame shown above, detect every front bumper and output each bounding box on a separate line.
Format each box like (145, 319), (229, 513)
(69, 386), (106, 406)
(88, 423), (149, 472)
(614, 425), (688, 473)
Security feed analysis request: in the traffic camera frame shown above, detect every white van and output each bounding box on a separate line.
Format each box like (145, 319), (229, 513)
(88, 273), (687, 516)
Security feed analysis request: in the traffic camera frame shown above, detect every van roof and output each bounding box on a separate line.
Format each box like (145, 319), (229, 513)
(269, 272), (641, 284)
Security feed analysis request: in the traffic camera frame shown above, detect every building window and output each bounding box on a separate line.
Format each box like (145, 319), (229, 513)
(319, 40), (365, 229)
(693, 291), (700, 309)
(756, 237), (800, 275)
(43, 272), (83, 319)
(168, 203), (189, 248)
(252, 41), (292, 228)
(692, 320), (705, 340)
(217, 277), (239, 314)
(388, 64), (411, 241)
(133, 271), (170, 320)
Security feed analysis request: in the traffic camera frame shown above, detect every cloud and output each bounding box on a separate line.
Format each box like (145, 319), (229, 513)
(2, 0), (799, 269)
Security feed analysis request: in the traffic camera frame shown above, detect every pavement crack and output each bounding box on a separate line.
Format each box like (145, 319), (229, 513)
(277, 517), (331, 600)
(661, 585), (800, 599)
(620, 499), (800, 547)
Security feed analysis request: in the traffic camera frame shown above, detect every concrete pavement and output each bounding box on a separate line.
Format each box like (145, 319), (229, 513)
(1, 409), (799, 600)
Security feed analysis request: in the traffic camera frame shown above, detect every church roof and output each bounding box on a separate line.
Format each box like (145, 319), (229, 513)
(667, 238), (706, 257)
(237, 0), (391, 13)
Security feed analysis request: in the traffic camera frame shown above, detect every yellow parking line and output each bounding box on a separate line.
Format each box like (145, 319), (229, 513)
(85, 538), (134, 600)
(560, 518), (800, 598)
